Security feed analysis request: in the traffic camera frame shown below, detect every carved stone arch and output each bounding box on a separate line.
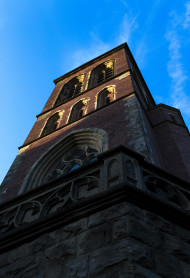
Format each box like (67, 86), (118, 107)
(19, 128), (108, 194)
(68, 98), (89, 124)
(96, 85), (116, 109)
(88, 59), (115, 89)
(54, 74), (85, 106)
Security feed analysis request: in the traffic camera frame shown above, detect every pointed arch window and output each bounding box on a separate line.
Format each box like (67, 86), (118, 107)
(54, 74), (85, 106)
(68, 99), (88, 123)
(88, 60), (114, 89)
(41, 113), (60, 137)
(97, 86), (115, 109)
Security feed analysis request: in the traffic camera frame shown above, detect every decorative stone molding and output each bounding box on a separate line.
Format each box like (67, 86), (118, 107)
(96, 85), (116, 109)
(67, 97), (90, 124)
(1, 146), (190, 253)
(19, 128), (108, 193)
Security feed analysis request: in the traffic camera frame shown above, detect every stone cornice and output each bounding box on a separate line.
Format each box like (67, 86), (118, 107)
(1, 146), (190, 253)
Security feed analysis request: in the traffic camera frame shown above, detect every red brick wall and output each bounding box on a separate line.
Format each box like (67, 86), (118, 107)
(24, 72), (134, 145)
(147, 106), (190, 182)
(152, 123), (190, 182)
(137, 104), (164, 168)
(147, 105), (184, 126)
(3, 98), (136, 201)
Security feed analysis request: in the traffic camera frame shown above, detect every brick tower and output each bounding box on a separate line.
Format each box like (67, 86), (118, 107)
(1, 43), (190, 277)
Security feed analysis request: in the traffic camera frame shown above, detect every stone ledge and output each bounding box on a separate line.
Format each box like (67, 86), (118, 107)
(1, 146), (190, 253)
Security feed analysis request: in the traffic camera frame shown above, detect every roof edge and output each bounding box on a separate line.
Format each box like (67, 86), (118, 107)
(53, 43), (127, 84)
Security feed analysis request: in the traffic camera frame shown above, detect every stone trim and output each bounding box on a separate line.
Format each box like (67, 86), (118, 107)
(36, 69), (131, 119)
(1, 146), (190, 253)
(19, 93), (135, 150)
(19, 128), (108, 193)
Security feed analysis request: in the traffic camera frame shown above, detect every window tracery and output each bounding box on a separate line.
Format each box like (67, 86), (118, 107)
(43, 145), (98, 183)
(88, 60), (114, 89)
(19, 129), (108, 193)
(41, 113), (60, 137)
(54, 74), (85, 106)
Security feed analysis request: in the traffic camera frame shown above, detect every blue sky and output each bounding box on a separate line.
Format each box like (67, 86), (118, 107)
(0, 0), (190, 184)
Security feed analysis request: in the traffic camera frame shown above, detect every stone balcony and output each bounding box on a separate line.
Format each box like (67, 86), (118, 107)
(0, 146), (190, 253)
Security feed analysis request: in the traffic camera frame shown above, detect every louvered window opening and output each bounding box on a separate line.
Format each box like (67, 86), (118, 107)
(68, 83), (82, 98)
(97, 67), (113, 85)
(55, 79), (83, 107)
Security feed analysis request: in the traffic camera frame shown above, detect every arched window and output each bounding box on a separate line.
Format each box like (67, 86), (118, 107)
(54, 74), (85, 106)
(41, 113), (60, 137)
(88, 60), (114, 89)
(97, 86), (115, 109)
(19, 129), (108, 193)
(68, 99), (88, 123)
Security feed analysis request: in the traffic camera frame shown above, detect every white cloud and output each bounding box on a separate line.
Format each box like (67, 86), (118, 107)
(70, 34), (111, 69)
(134, 0), (162, 69)
(165, 7), (190, 115)
(69, 11), (140, 71)
(183, 1), (190, 29)
(134, 39), (148, 69)
(117, 13), (139, 45)
(69, 1), (161, 73)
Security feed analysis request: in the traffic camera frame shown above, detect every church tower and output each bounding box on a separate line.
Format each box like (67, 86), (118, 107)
(1, 43), (190, 277)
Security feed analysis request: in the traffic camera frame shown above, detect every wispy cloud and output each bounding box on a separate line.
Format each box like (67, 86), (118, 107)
(69, 1), (161, 71)
(134, 39), (148, 69)
(134, 0), (162, 69)
(117, 13), (139, 45)
(69, 11), (139, 70)
(165, 3), (190, 115)
(70, 34), (111, 69)
(183, 1), (190, 29)
(165, 30), (189, 111)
